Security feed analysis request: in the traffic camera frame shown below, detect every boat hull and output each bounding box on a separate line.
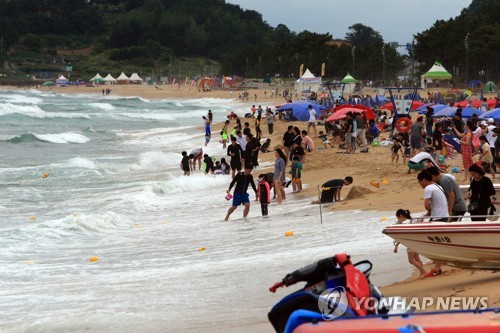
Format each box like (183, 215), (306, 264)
(293, 309), (500, 333)
(383, 222), (500, 269)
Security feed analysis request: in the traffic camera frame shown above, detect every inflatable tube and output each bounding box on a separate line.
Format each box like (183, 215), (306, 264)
(395, 117), (412, 133)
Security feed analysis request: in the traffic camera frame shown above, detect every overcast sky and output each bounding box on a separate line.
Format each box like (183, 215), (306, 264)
(226, 0), (472, 45)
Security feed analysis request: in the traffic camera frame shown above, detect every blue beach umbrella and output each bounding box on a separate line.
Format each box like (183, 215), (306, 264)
(479, 108), (500, 122)
(277, 101), (325, 122)
(434, 107), (484, 118)
(417, 104), (448, 114)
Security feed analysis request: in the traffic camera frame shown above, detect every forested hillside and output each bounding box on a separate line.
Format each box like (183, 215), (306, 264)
(0, 0), (497, 82)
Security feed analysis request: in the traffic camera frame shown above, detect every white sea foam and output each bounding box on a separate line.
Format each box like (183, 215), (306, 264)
(153, 172), (231, 195)
(33, 132), (90, 144)
(65, 157), (97, 169)
(118, 112), (175, 121)
(0, 103), (90, 119)
(87, 102), (115, 110)
(0, 94), (43, 104)
(134, 151), (181, 170)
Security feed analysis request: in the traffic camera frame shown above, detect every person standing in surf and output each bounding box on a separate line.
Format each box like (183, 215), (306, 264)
(180, 151), (190, 176)
(224, 166), (257, 221)
(257, 174), (271, 217)
(227, 136), (243, 179)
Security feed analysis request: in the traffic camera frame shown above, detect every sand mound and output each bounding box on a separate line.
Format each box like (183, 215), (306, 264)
(345, 186), (374, 200)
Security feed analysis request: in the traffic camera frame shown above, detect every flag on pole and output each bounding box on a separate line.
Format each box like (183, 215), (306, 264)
(299, 64), (304, 77)
(321, 63), (325, 77)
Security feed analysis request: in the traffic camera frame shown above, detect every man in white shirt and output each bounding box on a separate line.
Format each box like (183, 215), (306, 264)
(235, 130), (247, 151)
(417, 169), (449, 221)
(306, 105), (317, 137)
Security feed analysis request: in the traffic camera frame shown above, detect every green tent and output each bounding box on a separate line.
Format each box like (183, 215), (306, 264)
(340, 73), (359, 83)
(421, 61), (452, 80)
(483, 81), (498, 93)
(42, 81), (54, 86)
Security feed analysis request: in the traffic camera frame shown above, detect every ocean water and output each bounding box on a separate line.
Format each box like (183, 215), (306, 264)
(0, 89), (409, 332)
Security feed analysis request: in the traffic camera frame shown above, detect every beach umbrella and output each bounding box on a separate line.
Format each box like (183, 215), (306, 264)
(277, 101), (325, 122)
(417, 104), (448, 114)
(42, 81), (53, 86)
(380, 101), (424, 111)
(326, 107), (376, 122)
(434, 107), (484, 118)
(479, 109), (500, 122)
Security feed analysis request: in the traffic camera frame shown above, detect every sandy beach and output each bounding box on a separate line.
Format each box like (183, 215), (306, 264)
(8, 83), (500, 329)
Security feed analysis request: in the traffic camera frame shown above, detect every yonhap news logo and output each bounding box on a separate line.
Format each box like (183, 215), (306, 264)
(317, 287), (349, 320)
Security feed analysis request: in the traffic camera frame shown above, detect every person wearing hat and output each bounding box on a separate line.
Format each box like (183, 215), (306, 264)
(409, 116), (425, 156)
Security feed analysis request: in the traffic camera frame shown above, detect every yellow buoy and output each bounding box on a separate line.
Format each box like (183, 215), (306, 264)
(29, 216), (36, 221)
(89, 256), (100, 262)
(198, 247), (206, 251)
(42, 173), (49, 178)
(25, 260), (35, 265)
(381, 178), (389, 185)
(285, 231), (294, 237)
(379, 217), (388, 221)
(162, 220), (168, 224)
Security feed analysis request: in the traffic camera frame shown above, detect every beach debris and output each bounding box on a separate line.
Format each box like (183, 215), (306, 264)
(381, 178), (389, 185)
(134, 223), (141, 228)
(379, 217), (388, 221)
(24, 260), (35, 265)
(89, 256), (100, 262)
(29, 216), (36, 221)
(197, 247), (206, 251)
(369, 181), (380, 188)
(42, 173), (49, 178)
(284, 231), (294, 237)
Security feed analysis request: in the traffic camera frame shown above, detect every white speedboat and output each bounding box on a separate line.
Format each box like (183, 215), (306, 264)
(383, 218), (500, 269)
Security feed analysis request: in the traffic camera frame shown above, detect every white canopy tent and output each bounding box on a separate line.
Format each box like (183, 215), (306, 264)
(129, 73), (143, 84)
(116, 72), (130, 84)
(56, 75), (69, 86)
(103, 73), (116, 84)
(294, 69), (322, 92)
(89, 73), (103, 81)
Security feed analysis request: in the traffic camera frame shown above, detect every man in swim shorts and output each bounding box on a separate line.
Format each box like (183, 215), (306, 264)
(224, 166), (257, 221)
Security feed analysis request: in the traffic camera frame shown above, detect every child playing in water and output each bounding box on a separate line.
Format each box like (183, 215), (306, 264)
(257, 174), (271, 217)
(393, 209), (428, 278)
(291, 155), (303, 193)
(318, 130), (334, 149)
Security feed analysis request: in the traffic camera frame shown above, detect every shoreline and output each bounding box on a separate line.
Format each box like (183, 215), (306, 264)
(3, 84), (499, 328)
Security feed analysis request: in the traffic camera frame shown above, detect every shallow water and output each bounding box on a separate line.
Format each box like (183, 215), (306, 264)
(0, 89), (409, 332)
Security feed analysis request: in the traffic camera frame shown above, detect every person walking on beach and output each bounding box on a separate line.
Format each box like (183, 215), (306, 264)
(207, 109), (213, 123)
(307, 105), (318, 137)
(410, 116), (425, 156)
(257, 174), (271, 217)
(393, 209), (428, 278)
(227, 137), (243, 179)
(274, 148), (287, 204)
(180, 151), (190, 176)
(267, 109), (275, 135)
(452, 121), (474, 181)
(291, 155), (303, 193)
(224, 166), (257, 221)
(282, 126), (295, 158)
